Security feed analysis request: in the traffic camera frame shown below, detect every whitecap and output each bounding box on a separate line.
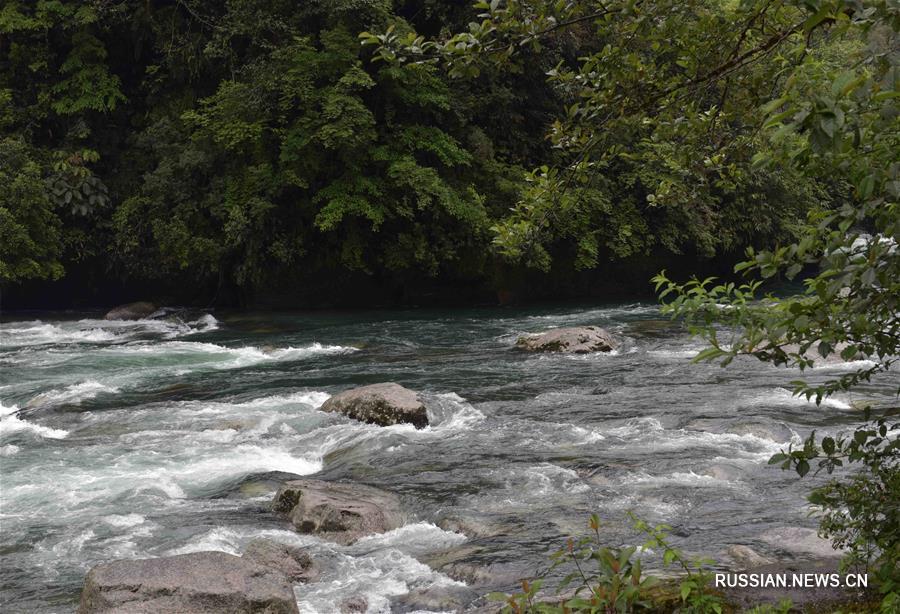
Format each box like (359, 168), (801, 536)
(424, 393), (485, 431)
(101, 514), (146, 528)
(350, 522), (467, 557)
(0, 402), (69, 440)
(0, 322), (118, 347)
(26, 380), (119, 408)
(810, 359), (878, 371)
(647, 348), (702, 359)
(627, 471), (745, 489)
(297, 546), (465, 614)
(746, 387), (851, 410)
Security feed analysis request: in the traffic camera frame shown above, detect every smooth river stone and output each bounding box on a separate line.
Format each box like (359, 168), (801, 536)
(77, 551), (299, 613)
(515, 326), (617, 353)
(104, 302), (157, 320)
(319, 382), (428, 428)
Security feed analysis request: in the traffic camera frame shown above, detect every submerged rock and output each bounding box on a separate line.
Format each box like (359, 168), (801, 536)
(759, 527), (842, 558)
(320, 382), (428, 428)
(725, 544), (773, 569)
(515, 326), (617, 353)
(104, 302), (157, 321)
(394, 585), (475, 612)
(339, 596), (368, 613)
(243, 538), (318, 583)
(77, 551), (299, 613)
(274, 478), (404, 544)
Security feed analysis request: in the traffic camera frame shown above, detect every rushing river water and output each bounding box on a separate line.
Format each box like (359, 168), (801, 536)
(1, 304), (896, 612)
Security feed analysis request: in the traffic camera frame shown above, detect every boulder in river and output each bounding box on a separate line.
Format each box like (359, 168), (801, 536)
(339, 596), (369, 613)
(274, 478), (404, 544)
(725, 544), (773, 569)
(320, 382), (428, 428)
(515, 326), (617, 353)
(77, 551), (299, 613)
(104, 302), (157, 321)
(243, 538), (318, 583)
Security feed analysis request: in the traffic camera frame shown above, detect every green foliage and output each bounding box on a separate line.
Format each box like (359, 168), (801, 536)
(368, 0), (839, 270)
(768, 413), (900, 607)
(1, 0), (535, 290)
(1, 0), (841, 293)
(649, 2), (899, 608)
(489, 514), (724, 613)
(0, 137), (64, 282)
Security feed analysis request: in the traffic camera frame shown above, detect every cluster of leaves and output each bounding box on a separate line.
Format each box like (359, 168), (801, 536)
(768, 412), (899, 609)
(649, 3), (898, 608)
(365, 0), (839, 271)
(489, 513), (724, 613)
(2, 0), (835, 298)
(0, 0), (546, 291)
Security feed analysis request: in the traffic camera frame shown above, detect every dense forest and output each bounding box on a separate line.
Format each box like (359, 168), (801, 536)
(0, 0), (856, 307)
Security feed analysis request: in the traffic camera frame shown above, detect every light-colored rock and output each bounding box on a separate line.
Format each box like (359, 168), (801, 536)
(515, 326), (617, 353)
(77, 551), (299, 613)
(104, 302), (157, 320)
(759, 527), (842, 558)
(242, 539), (318, 583)
(725, 544), (773, 569)
(320, 383), (428, 428)
(274, 479), (404, 544)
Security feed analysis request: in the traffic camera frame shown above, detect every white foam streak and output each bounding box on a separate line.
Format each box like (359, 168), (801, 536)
(26, 381), (119, 408)
(0, 402), (69, 440)
(748, 387), (852, 410)
(628, 471), (744, 489)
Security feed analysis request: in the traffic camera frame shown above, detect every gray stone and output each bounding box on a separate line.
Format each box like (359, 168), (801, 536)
(320, 383), (428, 428)
(243, 539), (318, 583)
(77, 551), (299, 613)
(104, 302), (157, 321)
(759, 527), (842, 558)
(274, 479), (404, 544)
(725, 544), (773, 569)
(515, 326), (617, 353)
(339, 595), (368, 613)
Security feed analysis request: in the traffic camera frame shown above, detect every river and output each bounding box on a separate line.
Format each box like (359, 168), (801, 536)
(0, 303), (894, 612)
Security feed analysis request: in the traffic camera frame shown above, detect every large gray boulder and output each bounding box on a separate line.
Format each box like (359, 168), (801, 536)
(320, 382), (428, 428)
(243, 539), (318, 583)
(104, 302), (157, 321)
(515, 326), (617, 353)
(274, 479), (404, 545)
(77, 551), (299, 613)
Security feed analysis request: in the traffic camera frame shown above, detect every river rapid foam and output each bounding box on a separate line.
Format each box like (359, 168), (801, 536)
(0, 306), (894, 612)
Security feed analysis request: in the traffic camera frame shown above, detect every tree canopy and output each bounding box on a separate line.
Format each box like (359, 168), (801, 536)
(1, 0), (841, 302)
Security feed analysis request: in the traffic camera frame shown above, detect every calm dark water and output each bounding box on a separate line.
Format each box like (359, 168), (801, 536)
(1, 304), (895, 612)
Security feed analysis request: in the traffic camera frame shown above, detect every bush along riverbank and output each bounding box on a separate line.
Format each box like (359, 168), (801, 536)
(488, 514), (880, 613)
